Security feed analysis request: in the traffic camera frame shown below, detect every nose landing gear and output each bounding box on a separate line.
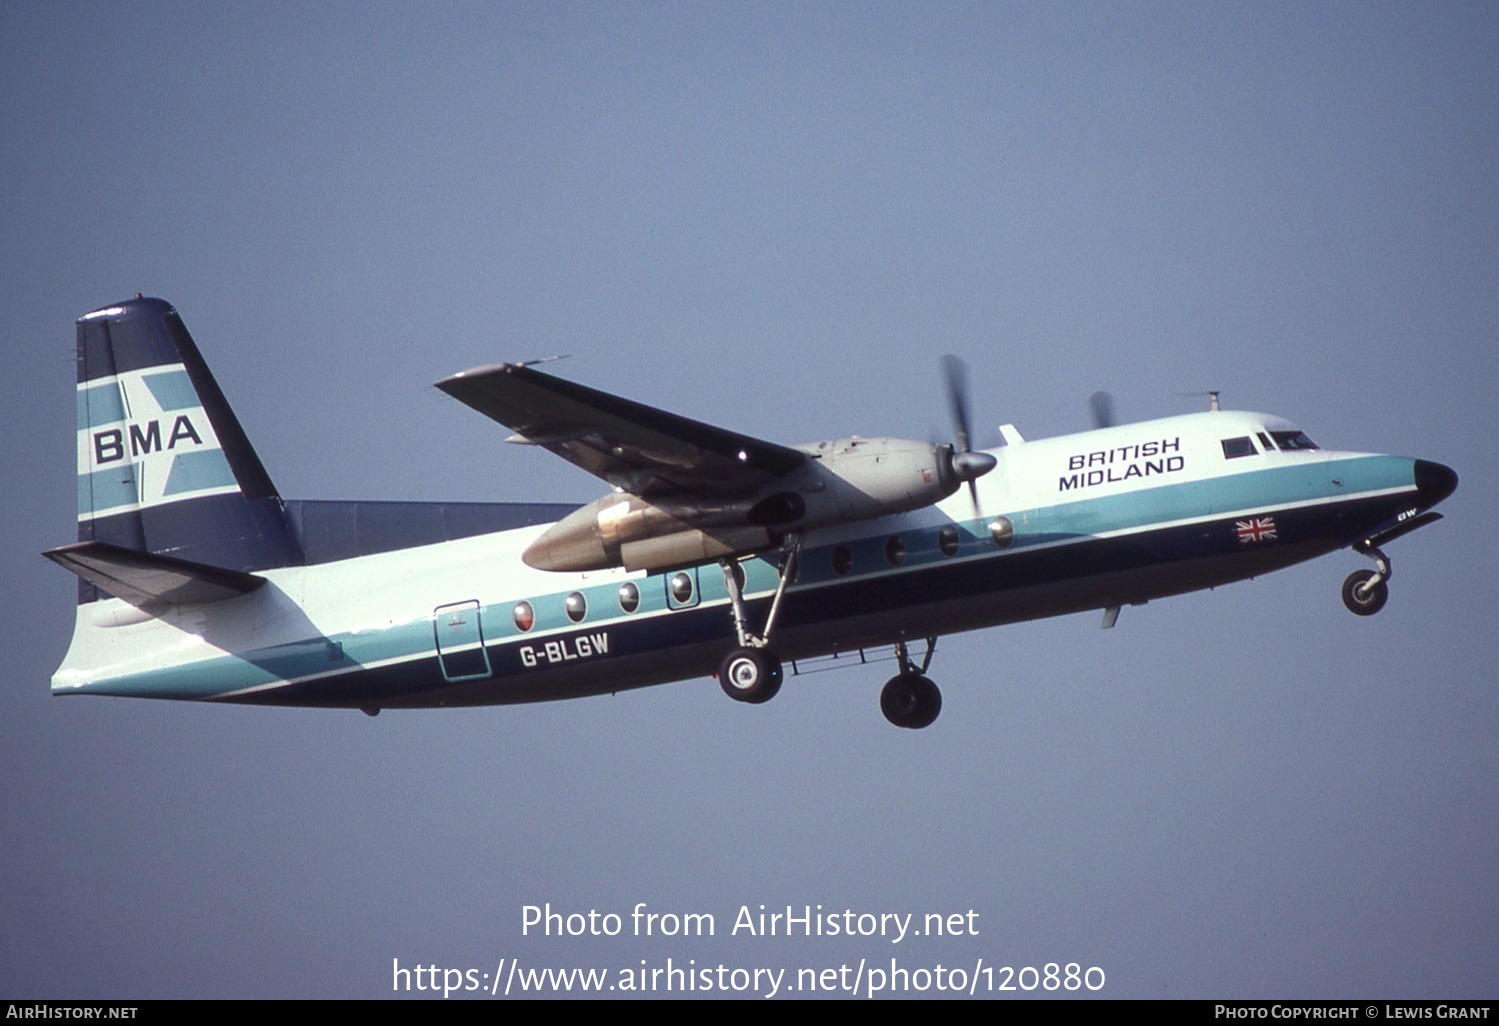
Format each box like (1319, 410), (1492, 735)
(1342, 568), (1389, 616)
(1339, 506), (1451, 617)
(1342, 538), (1392, 617)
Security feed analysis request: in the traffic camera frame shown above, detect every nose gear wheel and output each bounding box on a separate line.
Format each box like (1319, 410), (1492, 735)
(1343, 539), (1392, 617)
(1341, 569), (1389, 616)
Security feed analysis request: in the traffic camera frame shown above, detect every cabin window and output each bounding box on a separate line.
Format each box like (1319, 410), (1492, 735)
(512, 600), (535, 632)
(937, 525), (960, 557)
(884, 535), (906, 566)
(565, 591), (587, 623)
(989, 516), (1014, 549)
(669, 571), (694, 604)
(1221, 436), (1257, 459)
(831, 544), (853, 576)
(617, 581), (640, 614)
(1270, 430), (1319, 451)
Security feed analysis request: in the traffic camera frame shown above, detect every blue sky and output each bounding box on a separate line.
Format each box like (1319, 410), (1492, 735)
(2, 2), (1495, 998)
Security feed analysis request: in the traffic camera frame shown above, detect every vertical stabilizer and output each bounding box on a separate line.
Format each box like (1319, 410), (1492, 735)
(74, 298), (302, 600)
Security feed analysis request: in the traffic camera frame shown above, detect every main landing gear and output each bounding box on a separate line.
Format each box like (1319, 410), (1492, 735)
(715, 535), (800, 704)
(713, 537), (945, 729)
(1342, 540), (1391, 617)
(718, 646), (782, 703)
(881, 638), (942, 729)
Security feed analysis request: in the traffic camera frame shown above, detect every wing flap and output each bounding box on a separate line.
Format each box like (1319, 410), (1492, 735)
(436, 362), (805, 495)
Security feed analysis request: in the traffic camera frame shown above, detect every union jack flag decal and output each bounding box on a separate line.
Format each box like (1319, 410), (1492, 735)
(1236, 516), (1278, 543)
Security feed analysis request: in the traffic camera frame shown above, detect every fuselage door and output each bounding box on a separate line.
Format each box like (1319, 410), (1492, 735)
(433, 600), (491, 681)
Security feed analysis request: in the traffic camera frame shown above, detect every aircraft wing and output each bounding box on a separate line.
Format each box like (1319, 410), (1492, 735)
(436, 362), (807, 496)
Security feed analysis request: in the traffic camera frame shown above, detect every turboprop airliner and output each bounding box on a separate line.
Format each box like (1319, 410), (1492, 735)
(49, 298), (1458, 728)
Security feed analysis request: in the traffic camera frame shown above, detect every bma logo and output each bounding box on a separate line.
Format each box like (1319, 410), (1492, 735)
(93, 416), (203, 465)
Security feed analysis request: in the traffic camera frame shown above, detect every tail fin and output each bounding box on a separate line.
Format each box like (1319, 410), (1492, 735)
(72, 298), (302, 599)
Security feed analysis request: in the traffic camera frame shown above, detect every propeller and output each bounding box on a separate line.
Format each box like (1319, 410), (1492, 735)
(941, 355), (997, 516)
(1088, 391), (1117, 429)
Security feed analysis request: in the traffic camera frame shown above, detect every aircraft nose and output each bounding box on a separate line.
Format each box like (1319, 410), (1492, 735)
(1414, 459), (1458, 508)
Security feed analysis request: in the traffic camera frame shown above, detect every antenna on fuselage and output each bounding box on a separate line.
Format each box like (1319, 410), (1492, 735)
(1178, 390), (1221, 412)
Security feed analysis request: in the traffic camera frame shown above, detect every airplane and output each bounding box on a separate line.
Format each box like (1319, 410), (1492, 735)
(47, 297), (1459, 729)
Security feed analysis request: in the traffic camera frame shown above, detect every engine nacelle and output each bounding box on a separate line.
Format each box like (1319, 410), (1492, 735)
(523, 493), (770, 572)
(521, 437), (970, 573)
(793, 436), (960, 522)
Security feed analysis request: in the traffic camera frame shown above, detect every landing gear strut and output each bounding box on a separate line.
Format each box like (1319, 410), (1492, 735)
(881, 638), (942, 729)
(1342, 540), (1391, 616)
(716, 535), (800, 704)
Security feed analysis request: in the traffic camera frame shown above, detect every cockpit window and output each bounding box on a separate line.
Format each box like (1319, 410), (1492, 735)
(1221, 436), (1257, 459)
(1257, 432), (1275, 450)
(1270, 430), (1319, 451)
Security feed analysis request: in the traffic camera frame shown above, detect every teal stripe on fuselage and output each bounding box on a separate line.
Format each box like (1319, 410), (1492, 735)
(1007, 455), (1404, 548)
(1326, 453), (1419, 497)
(71, 613), (441, 699)
(69, 454), (1415, 700)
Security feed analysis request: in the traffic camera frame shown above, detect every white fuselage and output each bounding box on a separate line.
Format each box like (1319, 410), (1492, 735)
(52, 410), (1428, 709)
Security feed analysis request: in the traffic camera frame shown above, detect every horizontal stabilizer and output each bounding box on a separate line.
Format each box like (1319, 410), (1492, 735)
(43, 541), (266, 607)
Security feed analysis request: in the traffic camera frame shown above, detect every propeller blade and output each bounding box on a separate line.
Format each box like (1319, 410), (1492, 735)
(1088, 391), (1116, 429)
(941, 355), (995, 519)
(942, 354), (973, 456)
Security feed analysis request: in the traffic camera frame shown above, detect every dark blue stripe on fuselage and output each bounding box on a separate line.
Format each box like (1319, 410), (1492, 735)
(226, 487), (1416, 710)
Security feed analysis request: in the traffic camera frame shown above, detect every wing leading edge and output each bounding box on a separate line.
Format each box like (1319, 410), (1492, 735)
(436, 362), (806, 496)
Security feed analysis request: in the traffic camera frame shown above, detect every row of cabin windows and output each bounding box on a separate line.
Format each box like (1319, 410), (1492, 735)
(511, 577), (667, 631)
(512, 583), (635, 632)
(832, 517), (1015, 576)
(509, 517), (1019, 629)
(1222, 430), (1320, 459)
